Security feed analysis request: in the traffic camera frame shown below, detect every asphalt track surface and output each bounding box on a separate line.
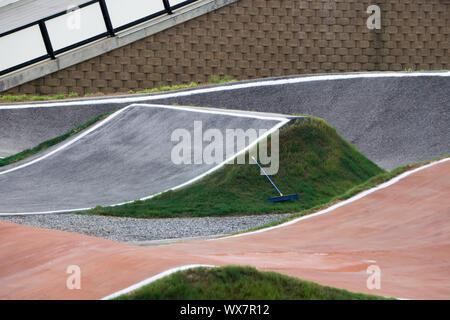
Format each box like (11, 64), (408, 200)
(1, 72), (449, 170)
(0, 104), (288, 214)
(1, 159), (448, 300)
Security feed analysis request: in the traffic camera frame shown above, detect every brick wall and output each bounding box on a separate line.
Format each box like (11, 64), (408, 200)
(6, 0), (450, 95)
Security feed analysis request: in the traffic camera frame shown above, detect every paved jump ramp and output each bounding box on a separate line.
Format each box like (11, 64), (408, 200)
(0, 104), (289, 215)
(1, 72), (449, 170)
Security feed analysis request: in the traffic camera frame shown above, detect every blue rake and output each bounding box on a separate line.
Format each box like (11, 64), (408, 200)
(251, 156), (299, 203)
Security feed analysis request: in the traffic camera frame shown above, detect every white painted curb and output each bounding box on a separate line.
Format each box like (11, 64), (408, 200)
(1, 72), (449, 110)
(101, 264), (217, 300)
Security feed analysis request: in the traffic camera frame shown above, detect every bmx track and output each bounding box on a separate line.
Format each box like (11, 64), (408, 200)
(0, 72), (449, 299)
(1, 72), (449, 169)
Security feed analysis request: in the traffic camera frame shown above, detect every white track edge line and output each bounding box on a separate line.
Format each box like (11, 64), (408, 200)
(134, 103), (290, 121)
(1, 72), (449, 110)
(211, 157), (450, 240)
(100, 264), (217, 300)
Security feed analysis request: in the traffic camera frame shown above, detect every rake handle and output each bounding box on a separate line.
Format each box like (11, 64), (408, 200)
(252, 156), (283, 196)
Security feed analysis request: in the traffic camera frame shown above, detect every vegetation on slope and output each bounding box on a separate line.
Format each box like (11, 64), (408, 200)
(115, 266), (390, 300)
(81, 117), (384, 218)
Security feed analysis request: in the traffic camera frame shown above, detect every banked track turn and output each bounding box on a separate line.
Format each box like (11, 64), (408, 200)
(0, 104), (290, 215)
(1, 72), (449, 170)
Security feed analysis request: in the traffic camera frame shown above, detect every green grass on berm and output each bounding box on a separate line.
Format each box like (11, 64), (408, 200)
(81, 117), (384, 218)
(115, 266), (391, 300)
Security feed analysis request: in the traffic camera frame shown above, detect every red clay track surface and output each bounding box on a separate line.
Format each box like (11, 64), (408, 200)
(1, 160), (449, 300)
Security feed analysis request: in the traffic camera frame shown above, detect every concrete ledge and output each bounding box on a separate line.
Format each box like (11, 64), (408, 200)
(0, 0), (238, 92)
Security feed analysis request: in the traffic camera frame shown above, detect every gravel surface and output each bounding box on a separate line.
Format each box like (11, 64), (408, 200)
(0, 213), (292, 243)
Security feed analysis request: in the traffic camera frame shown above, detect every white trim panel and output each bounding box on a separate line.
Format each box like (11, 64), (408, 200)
(105, 0), (166, 29)
(0, 25), (47, 71)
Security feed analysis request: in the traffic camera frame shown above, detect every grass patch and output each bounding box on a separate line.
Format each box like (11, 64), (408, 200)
(115, 266), (391, 300)
(0, 112), (113, 167)
(0, 75), (236, 103)
(80, 117), (384, 218)
(0, 93), (74, 103)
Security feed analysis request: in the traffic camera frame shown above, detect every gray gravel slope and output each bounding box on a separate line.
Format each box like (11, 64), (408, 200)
(0, 213), (292, 243)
